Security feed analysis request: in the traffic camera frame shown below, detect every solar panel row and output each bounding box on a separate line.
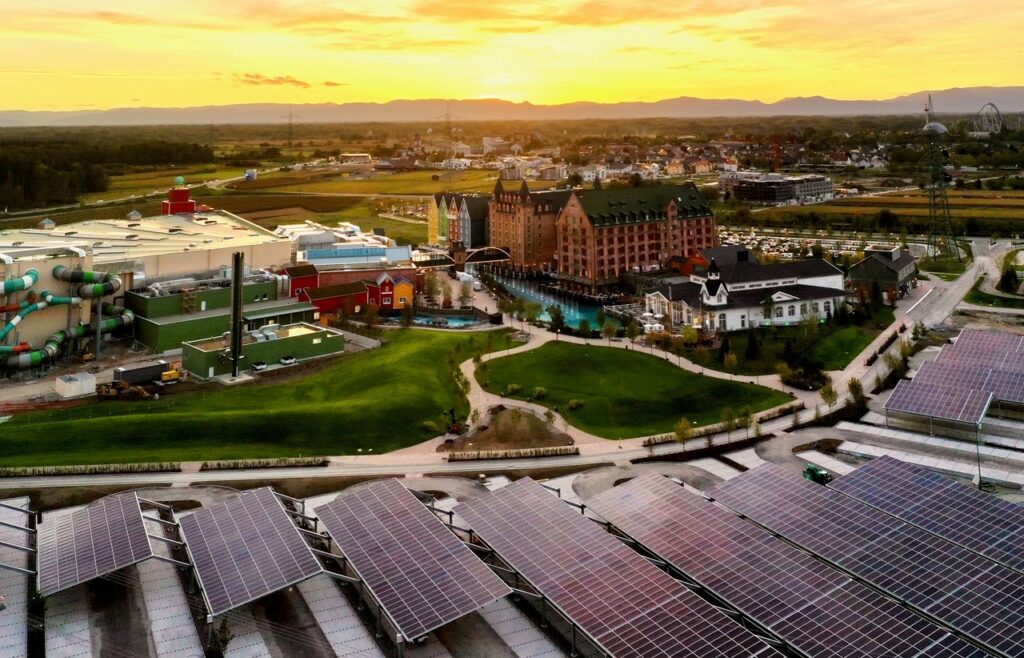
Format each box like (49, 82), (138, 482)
(915, 361), (1024, 406)
(37, 492), (153, 596)
(456, 477), (781, 658)
(831, 456), (1024, 573)
(585, 473), (986, 658)
(178, 487), (323, 617)
(885, 380), (993, 424)
(709, 464), (1024, 657)
(315, 479), (510, 642)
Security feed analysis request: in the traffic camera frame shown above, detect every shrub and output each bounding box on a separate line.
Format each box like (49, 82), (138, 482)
(532, 387), (547, 399)
(421, 420), (441, 433)
(568, 399), (585, 410)
(505, 383), (522, 395)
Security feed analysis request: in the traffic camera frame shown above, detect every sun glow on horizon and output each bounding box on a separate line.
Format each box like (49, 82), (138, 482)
(2, 0), (1022, 111)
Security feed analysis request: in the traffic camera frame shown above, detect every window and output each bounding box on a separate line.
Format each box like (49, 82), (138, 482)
(740, 314), (746, 328)
(383, 296), (392, 305)
(775, 307), (783, 318)
(812, 302), (819, 313)
(718, 313), (727, 330)
(717, 292), (724, 302)
(398, 296), (407, 305)
(800, 303), (807, 315)
(788, 305), (795, 317)
(313, 338), (322, 345)
(824, 301), (831, 314)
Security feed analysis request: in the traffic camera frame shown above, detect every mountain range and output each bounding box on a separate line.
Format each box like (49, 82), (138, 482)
(1, 86), (1021, 127)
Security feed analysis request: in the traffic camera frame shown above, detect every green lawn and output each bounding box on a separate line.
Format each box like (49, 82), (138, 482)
(0, 329), (513, 467)
(477, 342), (792, 438)
(920, 256), (972, 275)
(79, 165), (247, 203)
(683, 307), (895, 375)
(964, 279), (1024, 309)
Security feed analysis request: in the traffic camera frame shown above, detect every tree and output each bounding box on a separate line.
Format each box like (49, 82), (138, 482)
(737, 406), (753, 438)
(459, 281), (473, 307)
(847, 378), (866, 409)
(625, 319), (641, 342)
(744, 328), (760, 361)
(718, 333), (731, 363)
(424, 271), (441, 303)
(544, 408), (556, 427)
(870, 279), (884, 308)
(400, 303), (414, 327)
(595, 308), (606, 328)
(819, 382), (838, 410)
(210, 619), (235, 653)
(723, 351), (738, 376)
(721, 408), (737, 436)
(442, 288), (453, 309)
(546, 304), (566, 333)
(363, 304), (379, 333)
(674, 418), (693, 444)
(629, 172), (644, 187)
(577, 318), (592, 340)
(601, 319), (617, 345)
(567, 172), (583, 187)
(523, 301), (542, 324)
(470, 408), (481, 427)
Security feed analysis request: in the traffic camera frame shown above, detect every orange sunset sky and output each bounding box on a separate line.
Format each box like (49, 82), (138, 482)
(4, 0), (1022, 111)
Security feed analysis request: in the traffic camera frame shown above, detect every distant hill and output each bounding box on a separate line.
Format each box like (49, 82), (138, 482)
(1, 86), (1022, 126)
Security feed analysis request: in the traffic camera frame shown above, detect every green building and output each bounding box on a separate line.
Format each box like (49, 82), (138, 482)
(182, 322), (345, 379)
(127, 279), (318, 352)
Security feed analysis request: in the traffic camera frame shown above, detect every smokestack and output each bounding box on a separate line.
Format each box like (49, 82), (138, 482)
(230, 251), (244, 378)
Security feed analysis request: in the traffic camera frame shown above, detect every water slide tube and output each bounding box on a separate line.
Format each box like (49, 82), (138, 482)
(1, 269), (38, 294)
(52, 265), (121, 298)
(4, 303), (134, 369)
(0, 291), (83, 354)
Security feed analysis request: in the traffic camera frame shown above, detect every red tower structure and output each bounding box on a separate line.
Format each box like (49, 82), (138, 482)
(161, 177), (197, 215)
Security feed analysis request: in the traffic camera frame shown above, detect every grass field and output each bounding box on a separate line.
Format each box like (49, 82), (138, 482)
(0, 329), (514, 467)
(239, 197), (428, 244)
(235, 169), (563, 196)
(919, 256), (971, 275)
(683, 308), (895, 375)
(477, 342), (792, 438)
(79, 165), (246, 203)
(964, 279), (1024, 309)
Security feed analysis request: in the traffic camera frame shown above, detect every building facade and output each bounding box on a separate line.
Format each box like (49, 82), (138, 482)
(487, 180), (572, 270)
(554, 184), (716, 292)
(847, 245), (917, 303)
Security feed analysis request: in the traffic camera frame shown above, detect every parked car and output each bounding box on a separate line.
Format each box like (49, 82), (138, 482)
(279, 356), (297, 366)
(251, 361), (268, 372)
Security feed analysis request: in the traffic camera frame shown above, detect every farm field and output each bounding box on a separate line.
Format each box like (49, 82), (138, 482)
(477, 342), (792, 438)
(78, 165), (247, 203)
(0, 329), (516, 467)
(239, 198), (428, 244)
(232, 168), (564, 196)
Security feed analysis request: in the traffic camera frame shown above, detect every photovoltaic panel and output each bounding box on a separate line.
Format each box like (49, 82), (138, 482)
(455, 477), (780, 658)
(884, 380), (992, 424)
(586, 473), (986, 658)
(178, 487), (323, 617)
(914, 361), (1024, 406)
(709, 464), (1024, 657)
(831, 456), (1024, 573)
(315, 479), (510, 642)
(37, 492), (153, 596)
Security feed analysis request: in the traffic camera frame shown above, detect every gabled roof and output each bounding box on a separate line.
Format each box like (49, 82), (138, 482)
(461, 195), (490, 221)
(283, 264), (318, 278)
(572, 183), (711, 227)
(304, 281), (367, 300)
(716, 258), (841, 284)
(854, 251), (916, 273)
(700, 246), (759, 266)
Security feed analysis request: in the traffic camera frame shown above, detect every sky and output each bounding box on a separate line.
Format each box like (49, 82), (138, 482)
(3, 0), (1022, 111)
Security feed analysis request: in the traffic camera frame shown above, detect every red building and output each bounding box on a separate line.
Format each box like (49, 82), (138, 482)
(300, 281), (369, 316)
(555, 184), (716, 292)
(488, 180), (572, 271)
(281, 264), (319, 297)
(161, 186), (197, 215)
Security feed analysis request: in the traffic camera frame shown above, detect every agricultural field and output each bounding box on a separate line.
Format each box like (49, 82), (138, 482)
(477, 342), (792, 438)
(78, 165), (247, 203)
(238, 197), (428, 244)
(0, 329), (516, 467)
(231, 168), (563, 196)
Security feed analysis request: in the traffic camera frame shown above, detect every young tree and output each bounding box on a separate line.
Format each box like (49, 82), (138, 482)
(674, 418), (693, 444)
(819, 381), (838, 410)
(442, 288), (453, 309)
(625, 319), (641, 343)
(847, 378), (866, 409)
(744, 328), (760, 361)
(363, 304), (379, 334)
(424, 271), (441, 303)
(723, 351), (738, 377)
(459, 281), (473, 307)
(523, 301), (542, 325)
(601, 319), (617, 345)
(577, 318), (592, 340)
(400, 303), (414, 327)
(717, 333), (731, 363)
(543, 408), (556, 427)
(595, 308), (607, 327)
(546, 304), (567, 334)
(721, 407), (737, 437)
(737, 406), (753, 439)
(469, 408), (481, 427)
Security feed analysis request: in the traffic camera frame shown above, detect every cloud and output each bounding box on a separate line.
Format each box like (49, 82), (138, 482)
(234, 73), (311, 88)
(323, 81), (347, 87)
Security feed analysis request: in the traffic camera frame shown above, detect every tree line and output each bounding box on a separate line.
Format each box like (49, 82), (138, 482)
(0, 139), (214, 209)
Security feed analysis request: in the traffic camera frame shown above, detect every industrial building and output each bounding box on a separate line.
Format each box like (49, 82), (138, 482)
(182, 322), (345, 378)
(720, 171), (834, 205)
(846, 245), (918, 302)
(126, 269), (317, 353)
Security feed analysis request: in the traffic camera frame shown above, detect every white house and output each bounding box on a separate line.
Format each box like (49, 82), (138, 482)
(645, 246), (847, 333)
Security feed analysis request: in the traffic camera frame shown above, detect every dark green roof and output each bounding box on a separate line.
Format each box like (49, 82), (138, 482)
(574, 183), (711, 227)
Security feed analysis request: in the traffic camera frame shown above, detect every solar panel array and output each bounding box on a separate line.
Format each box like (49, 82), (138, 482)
(586, 473), (985, 658)
(831, 456), (1024, 573)
(37, 492), (153, 596)
(315, 479), (511, 642)
(709, 464), (1024, 657)
(456, 477), (780, 658)
(885, 380), (993, 424)
(887, 329), (1024, 424)
(178, 487), (323, 617)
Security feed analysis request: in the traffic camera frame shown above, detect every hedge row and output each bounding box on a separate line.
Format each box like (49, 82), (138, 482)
(0, 462), (180, 477)
(446, 446), (580, 461)
(199, 457), (329, 471)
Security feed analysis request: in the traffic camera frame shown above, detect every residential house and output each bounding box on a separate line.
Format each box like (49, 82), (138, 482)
(457, 195), (490, 249)
(281, 263), (319, 297)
